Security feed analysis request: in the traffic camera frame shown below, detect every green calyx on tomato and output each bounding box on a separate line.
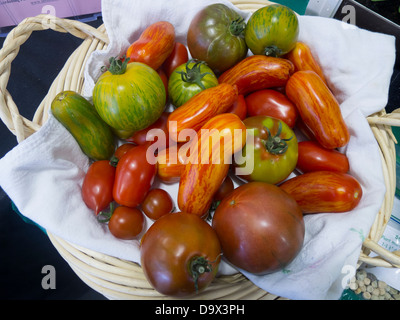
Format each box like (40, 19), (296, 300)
(175, 59), (213, 90)
(264, 122), (293, 155)
(168, 59), (218, 108)
(190, 256), (213, 293)
(229, 17), (246, 36)
(101, 56), (129, 75)
(235, 115), (298, 185)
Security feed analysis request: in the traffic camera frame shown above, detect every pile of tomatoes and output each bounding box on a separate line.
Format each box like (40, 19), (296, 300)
(51, 3), (364, 297)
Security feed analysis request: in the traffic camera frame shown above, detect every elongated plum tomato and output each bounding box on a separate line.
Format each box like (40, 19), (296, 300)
(296, 140), (349, 173)
(279, 171), (362, 214)
(126, 21), (175, 71)
(140, 212), (222, 297)
(92, 57), (166, 138)
(212, 182), (304, 274)
(82, 160), (115, 215)
(245, 4), (299, 57)
(187, 3), (248, 74)
(113, 145), (156, 208)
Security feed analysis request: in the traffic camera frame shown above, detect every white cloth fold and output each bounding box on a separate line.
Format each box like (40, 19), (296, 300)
(0, 0), (396, 300)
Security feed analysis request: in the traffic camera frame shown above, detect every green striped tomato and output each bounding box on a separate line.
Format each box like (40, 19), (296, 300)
(168, 60), (218, 108)
(93, 58), (166, 138)
(245, 4), (299, 57)
(51, 91), (115, 161)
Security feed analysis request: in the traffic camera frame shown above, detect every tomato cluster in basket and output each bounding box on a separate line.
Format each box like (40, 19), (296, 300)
(50, 4), (363, 297)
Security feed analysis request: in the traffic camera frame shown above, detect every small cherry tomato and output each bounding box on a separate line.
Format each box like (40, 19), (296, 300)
(162, 42), (189, 77)
(82, 160), (115, 215)
(297, 141), (350, 174)
(108, 206), (145, 240)
(245, 89), (298, 128)
(141, 188), (175, 220)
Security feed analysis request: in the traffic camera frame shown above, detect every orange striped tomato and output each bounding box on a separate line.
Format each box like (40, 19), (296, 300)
(285, 42), (326, 83)
(218, 55), (294, 96)
(280, 171), (362, 214)
(167, 83), (238, 143)
(285, 70), (350, 149)
(178, 113), (247, 219)
(126, 21), (175, 70)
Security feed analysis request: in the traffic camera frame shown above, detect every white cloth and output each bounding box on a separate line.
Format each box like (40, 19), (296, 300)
(0, 0), (396, 300)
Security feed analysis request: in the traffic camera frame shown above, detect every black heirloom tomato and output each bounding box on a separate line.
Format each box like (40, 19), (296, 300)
(212, 182), (305, 274)
(187, 3), (248, 74)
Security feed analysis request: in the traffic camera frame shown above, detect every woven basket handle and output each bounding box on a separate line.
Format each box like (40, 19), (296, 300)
(0, 14), (109, 142)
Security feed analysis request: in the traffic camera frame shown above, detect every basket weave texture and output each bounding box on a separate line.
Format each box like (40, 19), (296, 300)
(0, 0), (400, 300)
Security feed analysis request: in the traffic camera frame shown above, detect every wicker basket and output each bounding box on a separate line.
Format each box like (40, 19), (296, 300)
(1, 0), (400, 300)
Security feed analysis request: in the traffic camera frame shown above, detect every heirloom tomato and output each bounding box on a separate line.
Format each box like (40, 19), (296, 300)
(113, 145), (156, 208)
(81, 160), (115, 215)
(245, 89), (298, 128)
(140, 212), (222, 297)
(187, 3), (248, 74)
(227, 94), (247, 120)
(141, 188), (174, 220)
(280, 171), (363, 214)
(168, 60), (218, 108)
(212, 182), (304, 274)
(218, 55), (294, 96)
(235, 116), (298, 185)
(245, 4), (299, 57)
(108, 206), (145, 240)
(286, 70), (350, 149)
(296, 141), (349, 174)
(92, 57), (166, 138)
(126, 21), (175, 71)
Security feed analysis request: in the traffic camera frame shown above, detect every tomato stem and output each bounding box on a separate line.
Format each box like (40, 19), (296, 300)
(264, 45), (282, 57)
(96, 202), (115, 223)
(229, 17), (246, 36)
(175, 59), (213, 90)
(190, 256), (213, 293)
(101, 56), (130, 75)
(264, 122), (293, 155)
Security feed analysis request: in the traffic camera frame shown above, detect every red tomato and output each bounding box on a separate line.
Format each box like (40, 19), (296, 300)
(113, 145), (156, 208)
(226, 94), (247, 120)
(212, 182), (304, 274)
(126, 112), (170, 151)
(297, 141), (349, 173)
(141, 188), (174, 220)
(245, 89), (298, 128)
(280, 171), (362, 214)
(108, 206), (145, 240)
(162, 42), (189, 77)
(82, 160), (115, 215)
(141, 212), (222, 297)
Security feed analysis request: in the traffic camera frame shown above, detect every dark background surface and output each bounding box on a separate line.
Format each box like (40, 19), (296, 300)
(1, 2), (400, 300)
